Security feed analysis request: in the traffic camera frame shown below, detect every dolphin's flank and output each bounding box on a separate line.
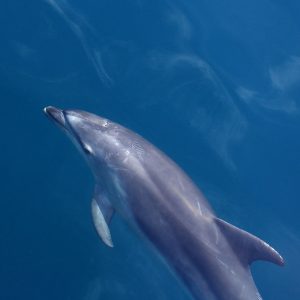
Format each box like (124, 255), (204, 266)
(44, 106), (284, 300)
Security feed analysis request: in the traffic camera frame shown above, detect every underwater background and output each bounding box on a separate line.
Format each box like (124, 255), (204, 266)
(0, 0), (299, 299)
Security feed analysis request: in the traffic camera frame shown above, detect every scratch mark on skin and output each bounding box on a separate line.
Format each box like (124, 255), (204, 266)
(197, 201), (203, 216)
(217, 257), (230, 271)
(214, 224), (219, 245)
(131, 140), (145, 160)
(176, 173), (185, 192)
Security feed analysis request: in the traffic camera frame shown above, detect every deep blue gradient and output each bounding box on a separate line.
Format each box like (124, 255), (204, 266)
(0, 1), (299, 299)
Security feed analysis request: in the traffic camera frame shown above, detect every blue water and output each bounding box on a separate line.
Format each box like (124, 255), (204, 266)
(1, 1), (299, 299)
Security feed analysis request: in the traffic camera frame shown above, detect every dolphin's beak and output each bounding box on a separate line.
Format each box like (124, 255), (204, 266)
(44, 106), (66, 129)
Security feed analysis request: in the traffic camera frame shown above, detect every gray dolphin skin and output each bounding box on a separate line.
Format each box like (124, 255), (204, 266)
(44, 106), (284, 300)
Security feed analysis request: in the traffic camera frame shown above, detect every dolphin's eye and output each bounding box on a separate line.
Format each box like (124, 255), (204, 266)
(83, 144), (93, 155)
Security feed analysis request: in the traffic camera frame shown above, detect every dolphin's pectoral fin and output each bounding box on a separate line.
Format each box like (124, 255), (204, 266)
(214, 217), (284, 267)
(91, 193), (114, 248)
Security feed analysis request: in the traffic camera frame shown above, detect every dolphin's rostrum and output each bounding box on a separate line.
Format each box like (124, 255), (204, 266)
(44, 106), (284, 300)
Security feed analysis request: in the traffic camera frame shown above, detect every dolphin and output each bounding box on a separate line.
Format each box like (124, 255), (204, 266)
(44, 106), (284, 300)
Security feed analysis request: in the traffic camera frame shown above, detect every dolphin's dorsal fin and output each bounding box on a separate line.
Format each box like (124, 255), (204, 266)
(214, 217), (284, 267)
(91, 187), (114, 247)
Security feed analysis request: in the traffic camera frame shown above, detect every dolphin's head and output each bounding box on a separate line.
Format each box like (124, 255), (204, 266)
(44, 106), (115, 177)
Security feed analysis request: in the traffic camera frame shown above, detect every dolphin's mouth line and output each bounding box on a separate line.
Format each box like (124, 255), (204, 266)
(44, 106), (90, 154)
(62, 110), (90, 153)
(44, 106), (66, 129)
(44, 106), (92, 154)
